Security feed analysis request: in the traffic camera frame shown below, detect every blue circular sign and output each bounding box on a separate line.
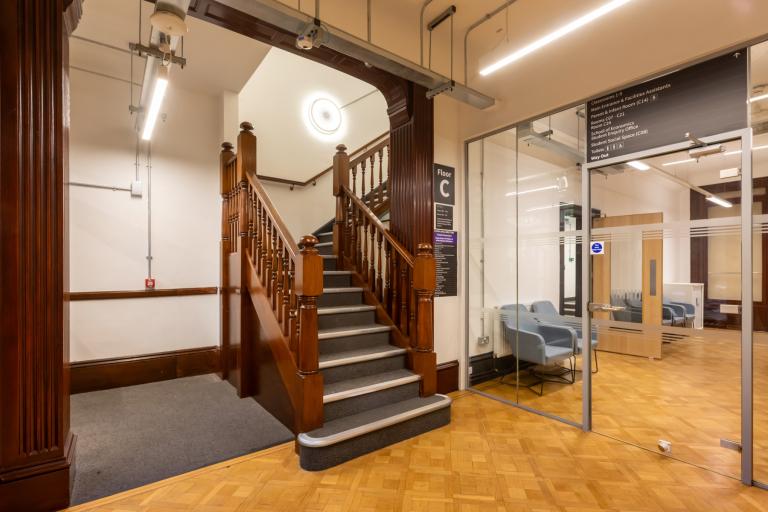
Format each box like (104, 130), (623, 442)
(591, 242), (603, 253)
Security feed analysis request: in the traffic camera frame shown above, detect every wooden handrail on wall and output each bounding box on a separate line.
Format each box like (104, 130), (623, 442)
(257, 131), (389, 189)
(332, 145), (437, 395)
(220, 122), (323, 434)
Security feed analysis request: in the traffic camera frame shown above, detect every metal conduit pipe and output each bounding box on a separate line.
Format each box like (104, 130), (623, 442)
(463, 0), (520, 86)
(419, 0), (434, 66)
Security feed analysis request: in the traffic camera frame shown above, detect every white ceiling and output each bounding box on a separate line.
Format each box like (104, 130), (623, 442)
(71, 0), (271, 95)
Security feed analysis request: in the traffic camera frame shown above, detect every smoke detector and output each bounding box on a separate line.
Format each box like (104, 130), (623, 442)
(150, 10), (189, 37)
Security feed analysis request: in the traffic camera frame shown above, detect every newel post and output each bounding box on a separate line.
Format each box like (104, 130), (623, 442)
(219, 142), (234, 381)
(411, 243), (437, 396)
(333, 144), (349, 268)
(297, 235), (324, 431)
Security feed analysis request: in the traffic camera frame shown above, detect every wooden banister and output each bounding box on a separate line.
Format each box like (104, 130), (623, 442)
(333, 174), (436, 396)
(220, 121), (324, 433)
(258, 131), (389, 189)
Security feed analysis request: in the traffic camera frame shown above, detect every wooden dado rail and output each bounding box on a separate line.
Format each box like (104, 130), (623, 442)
(332, 145), (437, 395)
(221, 122), (323, 433)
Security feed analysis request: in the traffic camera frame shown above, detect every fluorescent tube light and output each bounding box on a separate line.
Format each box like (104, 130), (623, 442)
(505, 184), (558, 197)
(479, 0), (633, 76)
(141, 66), (170, 141)
(527, 202), (575, 213)
(750, 93), (768, 103)
(706, 195), (733, 208)
(662, 158), (695, 167)
(627, 160), (650, 171)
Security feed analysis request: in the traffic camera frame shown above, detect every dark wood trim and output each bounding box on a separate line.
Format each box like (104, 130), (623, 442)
(258, 132), (388, 188)
(68, 286), (219, 301)
(436, 360), (459, 394)
(69, 347), (221, 394)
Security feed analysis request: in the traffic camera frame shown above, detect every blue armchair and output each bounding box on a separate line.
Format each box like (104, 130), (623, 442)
(499, 304), (576, 395)
(529, 300), (599, 373)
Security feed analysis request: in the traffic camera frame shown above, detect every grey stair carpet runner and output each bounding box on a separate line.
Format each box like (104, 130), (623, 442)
(297, 230), (451, 471)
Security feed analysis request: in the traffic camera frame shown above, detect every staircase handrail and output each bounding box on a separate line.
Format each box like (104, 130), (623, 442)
(257, 131), (389, 188)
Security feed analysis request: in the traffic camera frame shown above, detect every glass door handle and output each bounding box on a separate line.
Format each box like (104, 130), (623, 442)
(588, 303), (626, 312)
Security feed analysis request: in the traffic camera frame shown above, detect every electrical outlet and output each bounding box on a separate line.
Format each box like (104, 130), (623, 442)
(477, 336), (490, 345)
(468, 366), (473, 375)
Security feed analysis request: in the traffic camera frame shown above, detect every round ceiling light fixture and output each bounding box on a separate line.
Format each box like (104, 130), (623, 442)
(308, 97), (342, 135)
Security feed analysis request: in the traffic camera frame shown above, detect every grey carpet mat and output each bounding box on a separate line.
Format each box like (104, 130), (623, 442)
(70, 374), (293, 505)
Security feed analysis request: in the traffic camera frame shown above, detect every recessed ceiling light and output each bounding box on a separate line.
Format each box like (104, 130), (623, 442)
(479, 0), (633, 76)
(303, 93), (346, 141)
(627, 160), (650, 171)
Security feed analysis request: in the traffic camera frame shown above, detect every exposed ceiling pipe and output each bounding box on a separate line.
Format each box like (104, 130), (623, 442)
(463, 0), (520, 86)
(135, 0), (191, 133)
(217, 0), (494, 109)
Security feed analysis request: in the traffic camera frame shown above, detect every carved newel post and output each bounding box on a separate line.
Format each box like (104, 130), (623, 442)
(297, 235), (324, 431)
(332, 144), (349, 268)
(411, 243), (437, 396)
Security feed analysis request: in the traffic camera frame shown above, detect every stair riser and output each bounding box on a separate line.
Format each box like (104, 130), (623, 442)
(321, 354), (406, 384)
(318, 311), (376, 330)
(317, 233), (333, 244)
(323, 274), (351, 288)
(299, 407), (450, 471)
(322, 258), (337, 271)
(318, 291), (362, 307)
(324, 382), (420, 422)
(320, 331), (391, 356)
(317, 244), (333, 256)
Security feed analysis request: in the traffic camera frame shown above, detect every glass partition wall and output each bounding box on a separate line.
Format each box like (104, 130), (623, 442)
(466, 40), (768, 486)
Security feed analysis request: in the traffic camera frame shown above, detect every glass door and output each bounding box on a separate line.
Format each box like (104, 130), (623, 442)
(582, 130), (753, 481)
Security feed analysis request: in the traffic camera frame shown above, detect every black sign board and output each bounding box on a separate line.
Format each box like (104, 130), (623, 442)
(435, 204), (453, 230)
(433, 164), (455, 205)
(586, 51), (748, 163)
(433, 230), (457, 297)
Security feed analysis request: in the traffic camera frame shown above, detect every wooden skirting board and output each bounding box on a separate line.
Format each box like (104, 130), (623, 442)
(69, 347), (221, 394)
(436, 360), (459, 394)
(67, 287), (218, 301)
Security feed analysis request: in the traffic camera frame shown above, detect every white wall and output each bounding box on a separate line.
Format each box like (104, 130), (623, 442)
(237, 48), (389, 238)
(69, 69), (221, 362)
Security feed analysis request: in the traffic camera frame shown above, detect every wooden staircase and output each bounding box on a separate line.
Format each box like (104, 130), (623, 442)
(219, 122), (448, 471)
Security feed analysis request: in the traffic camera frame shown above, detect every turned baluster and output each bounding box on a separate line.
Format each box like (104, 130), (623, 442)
(377, 148), (384, 209)
(361, 216), (369, 284)
(368, 223), (375, 290)
(356, 208), (364, 271)
(260, 208), (269, 281)
(332, 144), (349, 269)
(412, 243), (437, 396)
(376, 231), (383, 302)
(274, 238), (284, 316)
(264, 220), (274, 296)
(269, 224), (278, 303)
(349, 203), (358, 271)
(369, 153), (375, 207)
(383, 241), (392, 312)
(391, 253), (399, 326)
(288, 259), (298, 351)
(361, 158), (367, 200)
(351, 162), (358, 197)
(282, 250), (290, 333)
(220, 142), (234, 254)
(255, 201), (263, 271)
(399, 264), (408, 334)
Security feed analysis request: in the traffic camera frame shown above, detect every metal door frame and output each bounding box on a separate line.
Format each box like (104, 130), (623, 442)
(581, 127), (754, 484)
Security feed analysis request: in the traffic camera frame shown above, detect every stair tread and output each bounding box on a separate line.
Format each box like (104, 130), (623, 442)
(316, 231), (333, 237)
(324, 270), (352, 275)
(315, 241), (333, 247)
(323, 369), (419, 400)
(298, 395), (451, 447)
(318, 305), (376, 315)
(318, 344), (404, 368)
(323, 287), (363, 293)
(318, 324), (391, 340)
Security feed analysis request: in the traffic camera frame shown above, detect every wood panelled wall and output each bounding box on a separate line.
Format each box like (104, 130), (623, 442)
(0, 1), (80, 510)
(184, 0), (435, 252)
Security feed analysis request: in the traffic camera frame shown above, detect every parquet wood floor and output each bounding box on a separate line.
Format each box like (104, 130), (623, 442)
(474, 332), (768, 483)
(64, 391), (768, 512)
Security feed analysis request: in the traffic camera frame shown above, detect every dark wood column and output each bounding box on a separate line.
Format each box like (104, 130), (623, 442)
(0, 1), (80, 510)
